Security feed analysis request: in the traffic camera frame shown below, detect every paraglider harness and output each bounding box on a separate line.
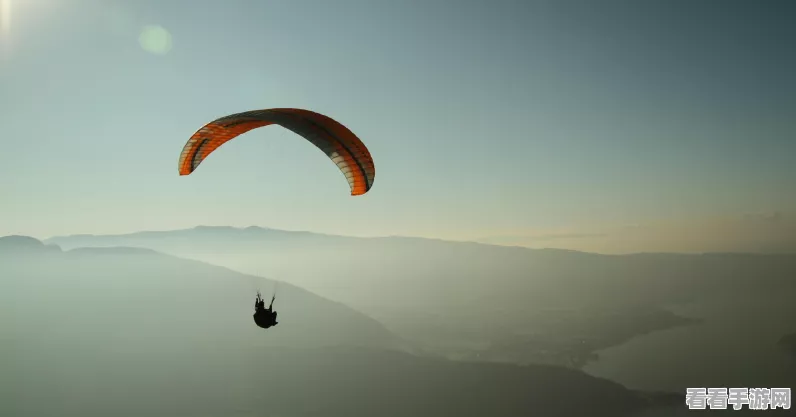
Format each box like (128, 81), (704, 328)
(253, 290), (279, 329)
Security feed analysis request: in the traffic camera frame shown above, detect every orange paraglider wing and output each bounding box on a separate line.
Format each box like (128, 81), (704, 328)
(178, 108), (375, 196)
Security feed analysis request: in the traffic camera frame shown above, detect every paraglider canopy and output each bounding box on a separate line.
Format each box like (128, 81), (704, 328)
(178, 108), (375, 196)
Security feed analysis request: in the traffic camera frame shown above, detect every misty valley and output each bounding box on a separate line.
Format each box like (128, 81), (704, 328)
(4, 229), (795, 416)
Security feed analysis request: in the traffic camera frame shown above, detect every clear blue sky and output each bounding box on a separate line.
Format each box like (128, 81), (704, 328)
(1, 0), (794, 252)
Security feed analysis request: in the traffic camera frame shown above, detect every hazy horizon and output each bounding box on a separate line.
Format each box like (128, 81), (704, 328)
(15, 210), (796, 255)
(2, 0), (795, 254)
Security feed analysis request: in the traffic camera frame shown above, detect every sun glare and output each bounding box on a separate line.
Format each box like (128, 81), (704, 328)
(0, 0), (11, 36)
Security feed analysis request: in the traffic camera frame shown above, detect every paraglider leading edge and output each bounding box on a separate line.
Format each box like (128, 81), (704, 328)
(177, 108), (375, 196)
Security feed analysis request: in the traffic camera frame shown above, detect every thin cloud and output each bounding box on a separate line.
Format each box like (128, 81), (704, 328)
(480, 233), (608, 243)
(476, 211), (796, 254)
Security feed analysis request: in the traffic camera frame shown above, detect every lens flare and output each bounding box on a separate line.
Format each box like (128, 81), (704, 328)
(138, 25), (172, 55)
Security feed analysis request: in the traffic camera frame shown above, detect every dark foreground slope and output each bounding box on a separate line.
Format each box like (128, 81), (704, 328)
(4, 340), (681, 417)
(778, 332), (796, 358)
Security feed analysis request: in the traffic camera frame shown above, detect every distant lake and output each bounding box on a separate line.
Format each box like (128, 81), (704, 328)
(583, 293), (796, 393)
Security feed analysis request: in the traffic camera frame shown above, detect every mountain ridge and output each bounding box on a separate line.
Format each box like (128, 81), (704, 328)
(43, 225), (796, 256)
(1, 235), (404, 352)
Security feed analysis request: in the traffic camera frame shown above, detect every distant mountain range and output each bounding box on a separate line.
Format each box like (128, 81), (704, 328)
(44, 226), (796, 369)
(1, 234), (400, 351)
(1, 235), (683, 417)
(44, 225), (796, 317)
